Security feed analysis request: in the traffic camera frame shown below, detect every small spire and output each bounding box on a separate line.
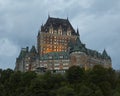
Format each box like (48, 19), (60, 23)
(26, 46), (29, 52)
(48, 13), (50, 18)
(66, 13), (69, 20)
(41, 23), (43, 29)
(77, 28), (80, 36)
(102, 49), (109, 59)
(67, 16), (68, 20)
(76, 36), (81, 45)
(103, 49), (107, 55)
(40, 23), (44, 32)
(41, 23), (43, 26)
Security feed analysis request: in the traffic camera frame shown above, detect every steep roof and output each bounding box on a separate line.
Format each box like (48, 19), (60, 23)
(41, 51), (69, 60)
(102, 49), (111, 60)
(30, 46), (37, 54)
(18, 47), (29, 59)
(69, 37), (111, 60)
(42, 17), (77, 35)
(77, 28), (80, 36)
(69, 37), (86, 53)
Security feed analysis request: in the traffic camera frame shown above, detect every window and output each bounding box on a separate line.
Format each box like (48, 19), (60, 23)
(67, 31), (71, 36)
(63, 63), (68, 66)
(54, 63), (59, 66)
(63, 67), (69, 69)
(54, 30), (57, 34)
(60, 56), (63, 59)
(49, 56), (52, 59)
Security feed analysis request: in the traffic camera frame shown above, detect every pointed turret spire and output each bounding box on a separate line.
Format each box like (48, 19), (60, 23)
(66, 13), (69, 20)
(41, 23), (43, 27)
(102, 49), (111, 60)
(102, 49), (108, 56)
(67, 16), (69, 20)
(77, 28), (80, 36)
(48, 13), (50, 18)
(41, 24), (44, 31)
(76, 36), (81, 46)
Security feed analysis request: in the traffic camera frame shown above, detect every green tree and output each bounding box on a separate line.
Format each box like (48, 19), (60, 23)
(106, 68), (117, 88)
(0, 69), (14, 84)
(99, 81), (112, 96)
(89, 65), (108, 84)
(113, 91), (120, 96)
(25, 78), (48, 96)
(78, 85), (93, 96)
(21, 71), (37, 87)
(57, 86), (75, 96)
(66, 66), (84, 84)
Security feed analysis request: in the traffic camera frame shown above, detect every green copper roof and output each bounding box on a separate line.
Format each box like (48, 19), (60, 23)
(69, 37), (87, 53)
(30, 46), (37, 53)
(102, 49), (111, 60)
(68, 36), (111, 60)
(40, 51), (69, 60)
(18, 47), (29, 59)
(17, 46), (38, 60)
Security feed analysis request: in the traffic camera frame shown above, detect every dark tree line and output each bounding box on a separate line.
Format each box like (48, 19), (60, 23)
(0, 65), (120, 96)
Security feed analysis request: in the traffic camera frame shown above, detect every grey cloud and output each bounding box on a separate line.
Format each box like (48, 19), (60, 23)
(0, 0), (120, 69)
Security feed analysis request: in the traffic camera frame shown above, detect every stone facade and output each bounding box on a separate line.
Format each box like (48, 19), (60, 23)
(15, 16), (112, 72)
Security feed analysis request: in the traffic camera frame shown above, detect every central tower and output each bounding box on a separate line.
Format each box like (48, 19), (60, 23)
(37, 17), (79, 55)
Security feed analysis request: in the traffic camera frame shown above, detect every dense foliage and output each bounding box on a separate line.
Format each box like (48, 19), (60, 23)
(0, 65), (120, 96)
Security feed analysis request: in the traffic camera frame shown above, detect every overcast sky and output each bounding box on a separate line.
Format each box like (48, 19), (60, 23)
(0, 0), (120, 70)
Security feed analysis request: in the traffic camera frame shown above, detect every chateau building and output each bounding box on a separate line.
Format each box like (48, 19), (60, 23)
(15, 16), (112, 72)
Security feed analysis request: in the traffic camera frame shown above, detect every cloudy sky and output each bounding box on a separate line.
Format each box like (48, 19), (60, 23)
(0, 0), (120, 70)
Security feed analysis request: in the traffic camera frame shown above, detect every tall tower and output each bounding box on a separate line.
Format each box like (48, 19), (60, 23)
(37, 17), (79, 55)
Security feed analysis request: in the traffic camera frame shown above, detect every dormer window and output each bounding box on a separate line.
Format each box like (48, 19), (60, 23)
(49, 24), (53, 34)
(67, 31), (71, 36)
(57, 30), (62, 35)
(67, 27), (71, 36)
(58, 25), (62, 35)
(54, 30), (57, 34)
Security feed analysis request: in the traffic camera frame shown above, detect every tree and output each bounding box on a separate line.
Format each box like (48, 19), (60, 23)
(89, 65), (108, 84)
(66, 66), (84, 84)
(113, 91), (120, 96)
(21, 71), (37, 87)
(106, 68), (117, 88)
(78, 85), (93, 96)
(99, 81), (112, 96)
(57, 86), (75, 96)
(0, 69), (14, 84)
(25, 78), (48, 96)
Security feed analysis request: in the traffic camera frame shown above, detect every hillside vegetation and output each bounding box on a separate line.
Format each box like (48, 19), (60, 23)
(0, 65), (120, 96)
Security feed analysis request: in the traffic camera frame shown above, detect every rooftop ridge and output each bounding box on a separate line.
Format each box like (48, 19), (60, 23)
(48, 16), (68, 20)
